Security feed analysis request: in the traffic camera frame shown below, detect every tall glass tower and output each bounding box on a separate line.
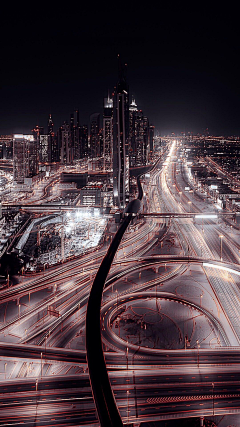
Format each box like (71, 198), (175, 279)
(113, 58), (129, 208)
(103, 94), (113, 171)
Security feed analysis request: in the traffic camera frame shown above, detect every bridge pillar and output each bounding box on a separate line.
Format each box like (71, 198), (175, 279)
(200, 416), (204, 426)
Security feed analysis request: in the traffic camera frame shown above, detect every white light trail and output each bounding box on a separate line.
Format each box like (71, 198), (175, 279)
(195, 215), (218, 219)
(203, 263), (240, 277)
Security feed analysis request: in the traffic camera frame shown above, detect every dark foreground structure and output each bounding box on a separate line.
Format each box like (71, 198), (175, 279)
(86, 177), (142, 427)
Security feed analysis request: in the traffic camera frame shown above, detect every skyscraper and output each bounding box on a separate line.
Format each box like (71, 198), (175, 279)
(129, 97), (150, 166)
(89, 113), (100, 159)
(13, 134), (38, 183)
(143, 115), (149, 165)
(129, 97), (138, 166)
(69, 113), (75, 163)
(73, 109), (80, 160)
(51, 133), (60, 163)
(79, 125), (88, 158)
(112, 59), (129, 208)
(39, 135), (49, 163)
(47, 114), (54, 136)
(47, 114), (56, 163)
(60, 122), (71, 164)
(32, 125), (46, 163)
(149, 125), (155, 157)
(103, 94), (113, 171)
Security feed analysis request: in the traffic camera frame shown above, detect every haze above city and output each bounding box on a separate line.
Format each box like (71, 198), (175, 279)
(1, 4), (240, 136)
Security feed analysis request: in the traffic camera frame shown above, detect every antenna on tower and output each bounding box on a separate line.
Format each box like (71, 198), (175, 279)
(117, 53), (121, 78)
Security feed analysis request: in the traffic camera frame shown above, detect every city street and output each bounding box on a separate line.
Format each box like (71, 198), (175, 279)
(1, 140), (240, 426)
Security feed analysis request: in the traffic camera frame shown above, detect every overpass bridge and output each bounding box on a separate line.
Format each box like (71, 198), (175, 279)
(1, 203), (103, 213)
(2, 204), (239, 223)
(139, 211), (238, 219)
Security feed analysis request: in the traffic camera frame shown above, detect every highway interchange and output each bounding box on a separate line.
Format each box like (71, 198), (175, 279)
(1, 140), (240, 425)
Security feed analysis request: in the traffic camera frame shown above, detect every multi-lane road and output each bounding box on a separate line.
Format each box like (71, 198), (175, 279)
(1, 141), (240, 425)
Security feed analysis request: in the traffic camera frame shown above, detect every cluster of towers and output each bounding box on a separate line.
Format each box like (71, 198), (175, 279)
(112, 62), (154, 207)
(12, 59), (154, 208)
(95, 61), (154, 207)
(32, 113), (88, 166)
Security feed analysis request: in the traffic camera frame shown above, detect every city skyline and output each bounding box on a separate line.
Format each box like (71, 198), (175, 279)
(1, 5), (240, 136)
(2, 5), (240, 426)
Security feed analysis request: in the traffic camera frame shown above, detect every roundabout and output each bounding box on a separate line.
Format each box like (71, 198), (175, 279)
(102, 288), (228, 353)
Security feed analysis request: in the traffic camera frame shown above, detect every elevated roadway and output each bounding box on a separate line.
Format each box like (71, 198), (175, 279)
(1, 141), (240, 426)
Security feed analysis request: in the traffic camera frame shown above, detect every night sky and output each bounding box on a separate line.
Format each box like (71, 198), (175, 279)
(1, 4), (240, 136)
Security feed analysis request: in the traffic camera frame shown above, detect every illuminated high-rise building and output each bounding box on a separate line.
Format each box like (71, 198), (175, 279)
(29, 138), (38, 176)
(51, 134), (60, 163)
(60, 121), (71, 164)
(129, 97), (138, 166)
(32, 125), (46, 164)
(149, 124), (155, 156)
(13, 134), (38, 183)
(39, 135), (49, 163)
(47, 114), (59, 163)
(129, 97), (137, 136)
(113, 58), (129, 208)
(89, 113), (100, 159)
(99, 128), (104, 157)
(129, 97), (150, 166)
(47, 114), (53, 161)
(73, 109), (80, 160)
(32, 124), (50, 164)
(0, 135), (12, 159)
(103, 94), (113, 171)
(135, 110), (145, 165)
(143, 115), (149, 165)
(79, 125), (88, 158)
(69, 113), (75, 163)
(47, 114), (54, 135)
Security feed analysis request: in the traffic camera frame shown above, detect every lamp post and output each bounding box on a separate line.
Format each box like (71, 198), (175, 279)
(212, 382), (215, 416)
(132, 344), (141, 421)
(219, 235), (223, 261)
(188, 201), (192, 213)
(196, 339), (200, 367)
(41, 352), (43, 378)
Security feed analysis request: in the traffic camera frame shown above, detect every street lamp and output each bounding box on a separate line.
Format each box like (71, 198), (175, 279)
(196, 339), (200, 367)
(41, 352), (43, 378)
(127, 389), (130, 423)
(219, 235), (223, 261)
(212, 382), (215, 416)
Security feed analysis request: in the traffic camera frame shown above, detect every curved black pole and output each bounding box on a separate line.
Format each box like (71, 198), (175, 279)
(86, 214), (133, 427)
(86, 175), (143, 426)
(86, 183), (143, 427)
